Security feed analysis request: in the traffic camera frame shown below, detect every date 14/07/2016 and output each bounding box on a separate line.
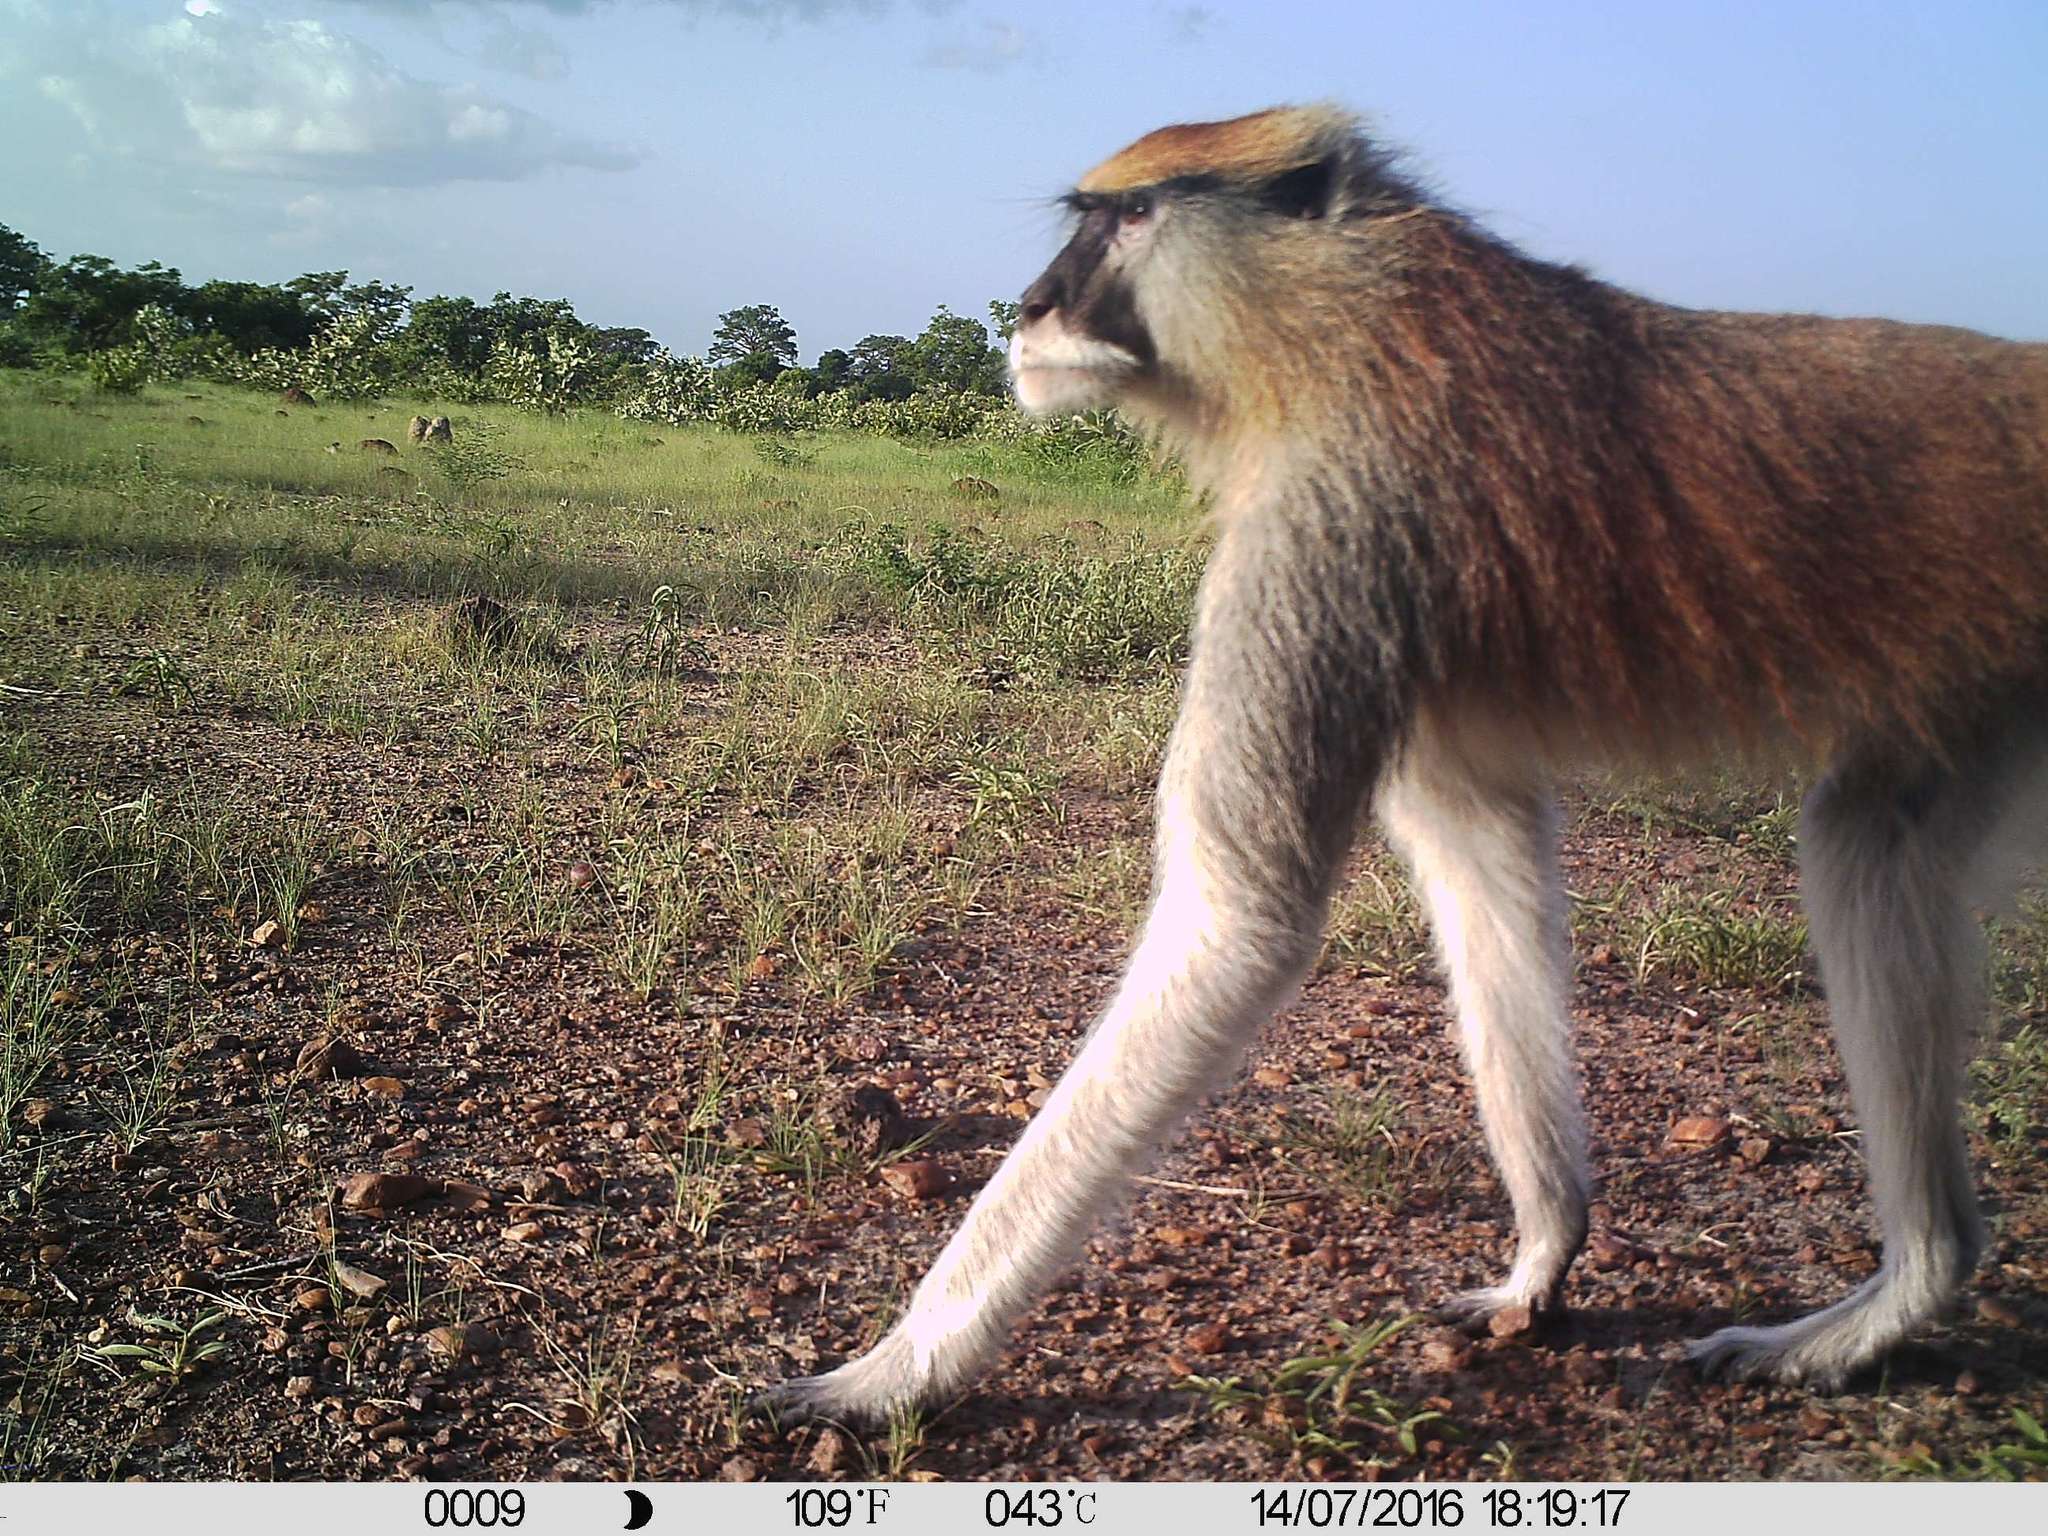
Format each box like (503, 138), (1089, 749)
(1248, 1486), (1630, 1529)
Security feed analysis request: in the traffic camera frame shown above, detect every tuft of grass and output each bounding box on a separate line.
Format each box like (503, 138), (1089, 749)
(1, 948), (75, 1151)
(1598, 772), (1800, 862)
(0, 1344), (73, 1481)
(1322, 845), (1432, 980)
(1271, 1086), (1471, 1210)
(1184, 1315), (1452, 1469)
(1877, 1407), (2048, 1481)
(1972, 1021), (2048, 1155)
(112, 649), (196, 710)
(80, 1309), (230, 1385)
(1624, 886), (1808, 993)
(95, 1035), (180, 1154)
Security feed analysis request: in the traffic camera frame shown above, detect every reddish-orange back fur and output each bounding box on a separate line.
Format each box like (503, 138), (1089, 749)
(1346, 215), (2048, 756)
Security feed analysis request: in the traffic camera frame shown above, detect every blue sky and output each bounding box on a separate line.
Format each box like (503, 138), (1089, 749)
(3, 0), (2044, 358)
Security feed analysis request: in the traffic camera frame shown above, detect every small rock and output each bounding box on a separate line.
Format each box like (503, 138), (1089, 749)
(880, 1160), (951, 1200)
(1587, 1233), (1637, 1270)
(1562, 1352), (1606, 1387)
(1737, 1137), (1774, 1166)
(359, 438), (399, 455)
(1186, 1321), (1233, 1355)
(718, 1455), (760, 1483)
(1420, 1332), (1472, 1371)
(353, 1403), (386, 1427)
(295, 1037), (365, 1081)
(826, 1084), (916, 1160)
(1977, 1296), (2022, 1328)
(361, 1076), (406, 1100)
(284, 1375), (315, 1399)
(1954, 1369), (1980, 1396)
(22, 1098), (61, 1129)
(1486, 1303), (1535, 1339)
(502, 1220), (544, 1244)
(331, 1262), (387, 1300)
(806, 1427), (851, 1476)
(294, 1285), (331, 1312)
(950, 475), (1000, 500)
(424, 1324), (496, 1361)
(251, 920), (285, 950)
(337, 1172), (440, 1210)
(567, 861), (598, 891)
(726, 1118), (768, 1150)
(1668, 1115), (1730, 1147)
(1252, 1066), (1293, 1089)
(552, 1162), (598, 1197)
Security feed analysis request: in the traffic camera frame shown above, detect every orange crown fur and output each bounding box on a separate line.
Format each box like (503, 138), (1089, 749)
(1076, 105), (1356, 194)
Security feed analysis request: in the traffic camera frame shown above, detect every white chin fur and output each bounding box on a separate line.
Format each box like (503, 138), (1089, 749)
(1008, 323), (1136, 416)
(1012, 365), (1120, 416)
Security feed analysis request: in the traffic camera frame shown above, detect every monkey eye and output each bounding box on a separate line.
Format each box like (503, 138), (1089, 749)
(1121, 194), (1153, 225)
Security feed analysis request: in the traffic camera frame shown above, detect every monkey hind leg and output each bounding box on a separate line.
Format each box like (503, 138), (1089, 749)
(1689, 724), (2047, 1387)
(1379, 743), (1588, 1327)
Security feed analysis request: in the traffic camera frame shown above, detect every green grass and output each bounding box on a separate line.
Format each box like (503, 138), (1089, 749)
(1184, 1315), (1452, 1471)
(1623, 885), (1810, 994)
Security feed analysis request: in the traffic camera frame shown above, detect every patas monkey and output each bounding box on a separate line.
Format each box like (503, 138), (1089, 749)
(761, 105), (2048, 1422)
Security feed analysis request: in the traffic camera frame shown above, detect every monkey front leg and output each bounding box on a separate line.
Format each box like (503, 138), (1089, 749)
(755, 793), (1329, 1423)
(756, 521), (1386, 1423)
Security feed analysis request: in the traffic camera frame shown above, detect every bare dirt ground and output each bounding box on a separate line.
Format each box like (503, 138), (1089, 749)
(5, 615), (2044, 1485)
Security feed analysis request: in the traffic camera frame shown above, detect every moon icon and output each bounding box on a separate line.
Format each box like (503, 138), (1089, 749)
(623, 1489), (653, 1530)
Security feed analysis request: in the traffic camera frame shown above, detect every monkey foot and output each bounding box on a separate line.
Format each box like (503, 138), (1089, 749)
(1684, 1324), (1860, 1390)
(1435, 1282), (1565, 1335)
(1685, 1263), (1967, 1390)
(752, 1329), (935, 1428)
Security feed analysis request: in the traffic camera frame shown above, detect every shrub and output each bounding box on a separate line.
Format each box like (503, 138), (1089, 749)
(229, 311), (390, 400)
(616, 349), (719, 424)
(86, 345), (151, 393)
(485, 323), (606, 414)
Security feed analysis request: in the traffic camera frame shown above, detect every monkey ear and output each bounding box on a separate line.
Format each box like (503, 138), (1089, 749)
(1260, 155), (1338, 219)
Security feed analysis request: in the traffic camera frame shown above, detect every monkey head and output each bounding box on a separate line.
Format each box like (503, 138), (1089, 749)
(1007, 104), (1417, 422)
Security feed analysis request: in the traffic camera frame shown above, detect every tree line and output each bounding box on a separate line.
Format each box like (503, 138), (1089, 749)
(0, 221), (1015, 407)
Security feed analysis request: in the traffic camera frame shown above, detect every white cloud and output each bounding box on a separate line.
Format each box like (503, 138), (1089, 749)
(1159, 4), (1214, 46)
(474, 22), (572, 82)
(327, 1), (938, 15)
(1, 0), (634, 187)
(920, 19), (1040, 73)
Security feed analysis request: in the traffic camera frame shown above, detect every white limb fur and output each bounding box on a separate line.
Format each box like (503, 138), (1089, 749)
(1689, 730), (2048, 1385)
(1378, 740), (1589, 1319)
(756, 745), (1328, 1422)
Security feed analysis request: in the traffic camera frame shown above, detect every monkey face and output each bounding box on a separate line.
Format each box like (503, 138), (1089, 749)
(1009, 194), (1160, 415)
(1011, 109), (1364, 421)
